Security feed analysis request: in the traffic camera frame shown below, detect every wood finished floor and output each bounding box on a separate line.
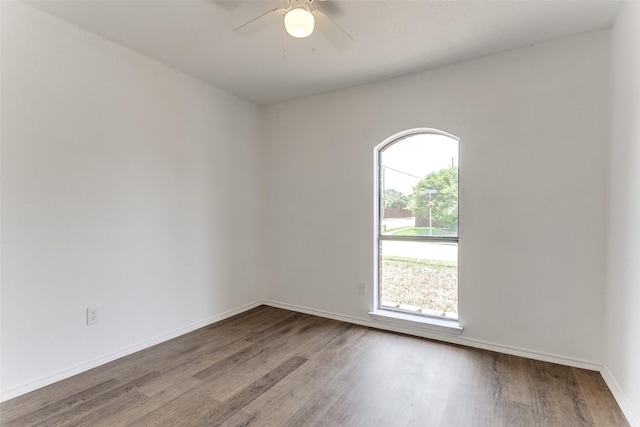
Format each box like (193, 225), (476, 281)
(0, 306), (629, 427)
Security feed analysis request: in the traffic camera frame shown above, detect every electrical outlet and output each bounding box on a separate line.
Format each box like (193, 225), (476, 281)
(87, 307), (99, 325)
(357, 282), (365, 296)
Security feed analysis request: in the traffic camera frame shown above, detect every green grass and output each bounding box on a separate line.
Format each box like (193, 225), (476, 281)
(383, 226), (411, 233)
(392, 227), (457, 237)
(382, 256), (457, 270)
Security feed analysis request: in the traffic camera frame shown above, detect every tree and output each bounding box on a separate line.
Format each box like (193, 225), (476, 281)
(383, 188), (410, 209)
(409, 167), (458, 229)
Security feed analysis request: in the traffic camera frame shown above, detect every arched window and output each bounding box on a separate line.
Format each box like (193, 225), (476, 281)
(375, 129), (459, 321)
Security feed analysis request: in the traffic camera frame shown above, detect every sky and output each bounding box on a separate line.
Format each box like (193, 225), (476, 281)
(380, 133), (459, 195)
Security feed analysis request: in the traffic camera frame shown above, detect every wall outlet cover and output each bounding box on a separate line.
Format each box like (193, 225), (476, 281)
(87, 307), (99, 325)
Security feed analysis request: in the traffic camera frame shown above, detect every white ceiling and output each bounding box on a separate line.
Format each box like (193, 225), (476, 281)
(26, 0), (622, 106)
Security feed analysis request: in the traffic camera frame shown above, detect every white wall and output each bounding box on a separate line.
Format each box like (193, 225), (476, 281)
(0, 2), (262, 400)
(262, 30), (610, 366)
(1, 0), (626, 409)
(605, 2), (640, 425)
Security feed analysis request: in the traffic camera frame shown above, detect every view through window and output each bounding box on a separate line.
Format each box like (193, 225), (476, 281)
(377, 130), (459, 320)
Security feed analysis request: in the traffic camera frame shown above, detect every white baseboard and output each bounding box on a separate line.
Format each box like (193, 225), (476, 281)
(265, 299), (640, 425)
(0, 301), (262, 403)
(262, 300), (603, 371)
(4, 298), (627, 419)
(601, 365), (640, 427)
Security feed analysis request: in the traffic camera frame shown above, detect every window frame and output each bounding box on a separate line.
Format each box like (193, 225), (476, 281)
(374, 128), (460, 321)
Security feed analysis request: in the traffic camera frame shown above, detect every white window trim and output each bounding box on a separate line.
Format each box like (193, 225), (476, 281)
(369, 309), (463, 335)
(373, 128), (461, 332)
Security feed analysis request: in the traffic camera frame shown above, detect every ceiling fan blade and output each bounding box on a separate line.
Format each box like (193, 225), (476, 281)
(233, 8), (284, 37)
(313, 0), (343, 18)
(313, 11), (353, 50)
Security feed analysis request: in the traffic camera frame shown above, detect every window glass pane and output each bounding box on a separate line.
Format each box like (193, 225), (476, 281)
(380, 134), (458, 237)
(379, 240), (458, 319)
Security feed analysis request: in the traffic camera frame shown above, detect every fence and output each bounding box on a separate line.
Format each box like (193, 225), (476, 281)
(383, 208), (413, 218)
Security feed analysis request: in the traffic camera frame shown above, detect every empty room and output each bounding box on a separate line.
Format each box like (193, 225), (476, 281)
(1, 0), (639, 425)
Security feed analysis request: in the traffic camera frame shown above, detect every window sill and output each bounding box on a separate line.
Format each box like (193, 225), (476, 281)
(369, 309), (463, 335)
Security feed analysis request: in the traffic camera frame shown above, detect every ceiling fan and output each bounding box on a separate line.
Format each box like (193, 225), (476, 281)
(233, 0), (353, 50)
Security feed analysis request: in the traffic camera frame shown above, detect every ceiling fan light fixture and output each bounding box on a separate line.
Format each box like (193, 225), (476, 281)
(284, 7), (315, 38)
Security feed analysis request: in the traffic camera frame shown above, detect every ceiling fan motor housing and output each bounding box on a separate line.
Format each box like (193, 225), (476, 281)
(284, 5), (315, 38)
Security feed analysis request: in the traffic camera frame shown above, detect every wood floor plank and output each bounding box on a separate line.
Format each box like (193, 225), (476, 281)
(573, 368), (629, 427)
(123, 384), (224, 427)
(97, 375), (203, 427)
(30, 371), (160, 427)
(192, 314), (343, 401)
(217, 410), (255, 427)
(103, 326), (253, 383)
(0, 306), (629, 427)
(203, 355), (308, 427)
(137, 339), (255, 398)
(330, 332), (424, 426)
(1, 379), (121, 426)
(0, 370), (122, 423)
(206, 306), (300, 338)
(497, 353), (534, 405)
(241, 312), (313, 344)
(502, 399), (536, 427)
(96, 340), (258, 425)
(529, 361), (596, 426)
(241, 325), (370, 426)
(55, 390), (149, 427)
(83, 306), (290, 386)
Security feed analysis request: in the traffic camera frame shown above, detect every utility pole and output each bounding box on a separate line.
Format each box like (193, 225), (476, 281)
(424, 189), (437, 235)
